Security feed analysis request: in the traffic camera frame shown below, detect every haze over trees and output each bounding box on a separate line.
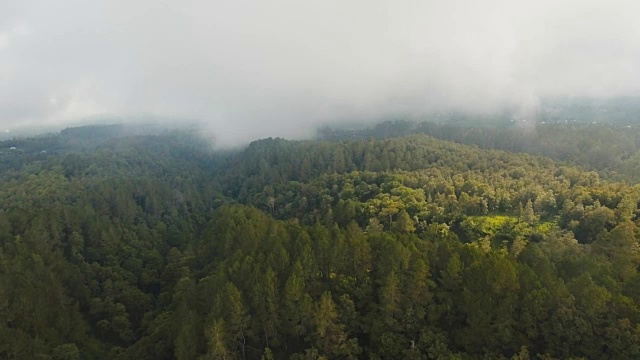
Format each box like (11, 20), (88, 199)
(2, 121), (640, 359)
(4, 0), (640, 357)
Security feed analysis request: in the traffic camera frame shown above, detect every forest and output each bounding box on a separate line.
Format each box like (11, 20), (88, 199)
(2, 122), (640, 359)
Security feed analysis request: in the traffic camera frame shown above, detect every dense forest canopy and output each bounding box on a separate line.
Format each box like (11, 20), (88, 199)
(319, 119), (640, 182)
(2, 122), (640, 359)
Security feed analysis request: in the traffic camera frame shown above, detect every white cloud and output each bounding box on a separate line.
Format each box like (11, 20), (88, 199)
(11, 23), (31, 36)
(0, 33), (9, 49)
(1, 0), (640, 143)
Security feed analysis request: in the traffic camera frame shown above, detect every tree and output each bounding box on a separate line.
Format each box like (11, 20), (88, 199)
(392, 210), (415, 233)
(205, 320), (231, 360)
(52, 344), (81, 360)
(521, 199), (537, 224)
(220, 282), (250, 359)
(312, 291), (360, 358)
(379, 271), (402, 328)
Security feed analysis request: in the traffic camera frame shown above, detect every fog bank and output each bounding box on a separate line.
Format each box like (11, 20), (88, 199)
(2, 0), (640, 145)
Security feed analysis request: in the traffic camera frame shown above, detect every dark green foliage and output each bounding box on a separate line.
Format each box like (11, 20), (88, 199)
(2, 123), (640, 359)
(319, 119), (640, 183)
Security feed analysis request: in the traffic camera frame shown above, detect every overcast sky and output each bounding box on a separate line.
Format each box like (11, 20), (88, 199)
(2, 0), (640, 145)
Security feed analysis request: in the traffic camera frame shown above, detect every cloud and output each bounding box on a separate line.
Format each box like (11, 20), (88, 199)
(1, 0), (640, 145)
(0, 33), (9, 49)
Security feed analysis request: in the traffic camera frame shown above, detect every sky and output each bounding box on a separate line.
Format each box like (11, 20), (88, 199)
(2, 0), (640, 145)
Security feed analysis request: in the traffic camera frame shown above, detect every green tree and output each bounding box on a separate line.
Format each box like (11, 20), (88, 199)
(392, 210), (415, 233)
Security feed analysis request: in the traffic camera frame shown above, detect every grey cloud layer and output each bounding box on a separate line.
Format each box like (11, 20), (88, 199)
(2, 0), (640, 144)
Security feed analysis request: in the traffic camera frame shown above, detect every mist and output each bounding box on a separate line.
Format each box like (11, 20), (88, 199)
(2, 0), (640, 146)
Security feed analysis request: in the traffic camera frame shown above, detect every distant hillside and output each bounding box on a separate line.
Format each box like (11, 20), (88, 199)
(319, 119), (640, 182)
(0, 123), (209, 173)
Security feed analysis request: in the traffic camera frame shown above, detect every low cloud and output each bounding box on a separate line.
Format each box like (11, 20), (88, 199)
(2, 0), (640, 145)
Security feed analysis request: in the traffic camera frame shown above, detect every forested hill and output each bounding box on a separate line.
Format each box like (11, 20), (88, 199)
(3, 124), (640, 359)
(319, 120), (640, 182)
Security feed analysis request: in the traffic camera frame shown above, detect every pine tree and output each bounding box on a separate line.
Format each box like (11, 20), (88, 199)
(393, 209), (415, 233)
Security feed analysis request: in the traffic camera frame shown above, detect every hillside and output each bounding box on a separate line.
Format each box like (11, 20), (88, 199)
(1, 124), (640, 359)
(319, 120), (640, 182)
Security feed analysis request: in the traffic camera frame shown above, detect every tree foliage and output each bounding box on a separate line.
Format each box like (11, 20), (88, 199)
(1, 124), (640, 359)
